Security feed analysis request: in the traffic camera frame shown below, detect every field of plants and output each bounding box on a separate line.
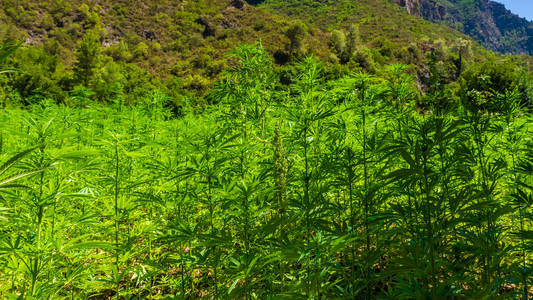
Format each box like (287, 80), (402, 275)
(0, 45), (532, 299)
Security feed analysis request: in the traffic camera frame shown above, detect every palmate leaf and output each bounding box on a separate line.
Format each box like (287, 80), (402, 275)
(0, 147), (48, 193)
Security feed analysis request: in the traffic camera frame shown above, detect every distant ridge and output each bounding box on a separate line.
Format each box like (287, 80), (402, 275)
(396, 0), (533, 55)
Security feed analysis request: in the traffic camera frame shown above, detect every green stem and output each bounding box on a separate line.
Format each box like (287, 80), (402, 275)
(114, 143), (120, 299)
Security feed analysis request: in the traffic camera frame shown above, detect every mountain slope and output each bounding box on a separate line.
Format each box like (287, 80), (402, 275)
(0, 0), (331, 92)
(396, 0), (533, 55)
(251, 0), (500, 86)
(1, 0), (531, 105)
(253, 0), (481, 44)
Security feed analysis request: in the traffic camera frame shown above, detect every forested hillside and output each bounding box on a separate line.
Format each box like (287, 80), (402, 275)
(0, 0), (338, 102)
(0, 0), (532, 299)
(3, 0), (529, 106)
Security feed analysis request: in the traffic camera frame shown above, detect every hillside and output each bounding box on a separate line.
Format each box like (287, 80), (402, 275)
(396, 0), (533, 55)
(1, 0), (486, 63)
(1, 0), (495, 96)
(255, 0), (474, 45)
(0, 0), (331, 96)
(0, 0), (531, 106)
(0, 0), (532, 299)
(251, 0), (495, 65)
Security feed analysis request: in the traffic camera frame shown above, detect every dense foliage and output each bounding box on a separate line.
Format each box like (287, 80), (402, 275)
(0, 0), (332, 97)
(0, 44), (531, 299)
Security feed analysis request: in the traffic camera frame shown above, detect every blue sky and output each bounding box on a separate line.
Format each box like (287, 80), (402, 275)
(493, 0), (533, 21)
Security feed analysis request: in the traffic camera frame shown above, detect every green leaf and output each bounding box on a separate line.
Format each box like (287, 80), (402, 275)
(228, 278), (241, 295)
(399, 149), (416, 168)
(0, 146), (38, 178)
(0, 168), (44, 188)
(386, 168), (420, 180)
(70, 241), (114, 250)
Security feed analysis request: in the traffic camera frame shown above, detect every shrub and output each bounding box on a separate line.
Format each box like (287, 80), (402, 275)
(329, 30), (346, 54)
(285, 21), (307, 56)
(133, 41), (149, 58)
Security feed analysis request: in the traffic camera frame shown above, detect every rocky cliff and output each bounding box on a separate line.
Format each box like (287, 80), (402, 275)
(396, 0), (533, 55)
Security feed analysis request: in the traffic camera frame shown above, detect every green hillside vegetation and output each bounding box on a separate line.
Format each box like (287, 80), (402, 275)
(256, 0), (485, 52)
(259, 0), (462, 39)
(255, 0), (533, 83)
(0, 0), (332, 104)
(2, 0), (533, 109)
(0, 44), (532, 299)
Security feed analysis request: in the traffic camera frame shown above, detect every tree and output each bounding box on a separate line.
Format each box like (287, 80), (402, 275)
(340, 24), (359, 63)
(285, 21), (307, 56)
(452, 38), (472, 77)
(133, 42), (149, 58)
(459, 58), (520, 112)
(74, 30), (101, 87)
(346, 24), (359, 54)
(329, 30), (346, 55)
(0, 42), (21, 107)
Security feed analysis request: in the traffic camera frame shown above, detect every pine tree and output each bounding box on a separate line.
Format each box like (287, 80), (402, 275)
(340, 24), (359, 63)
(74, 30), (102, 87)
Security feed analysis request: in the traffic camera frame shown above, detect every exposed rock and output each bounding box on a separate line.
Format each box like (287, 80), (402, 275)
(396, 0), (446, 20)
(396, 0), (421, 17)
(396, 0), (533, 55)
(103, 36), (120, 47)
(25, 31), (42, 46)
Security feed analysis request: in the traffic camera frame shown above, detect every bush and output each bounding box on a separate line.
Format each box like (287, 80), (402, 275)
(329, 30), (346, 54)
(459, 58), (520, 112)
(285, 21), (307, 56)
(353, 47), (376, 72)
(133, 41), (149, 58)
